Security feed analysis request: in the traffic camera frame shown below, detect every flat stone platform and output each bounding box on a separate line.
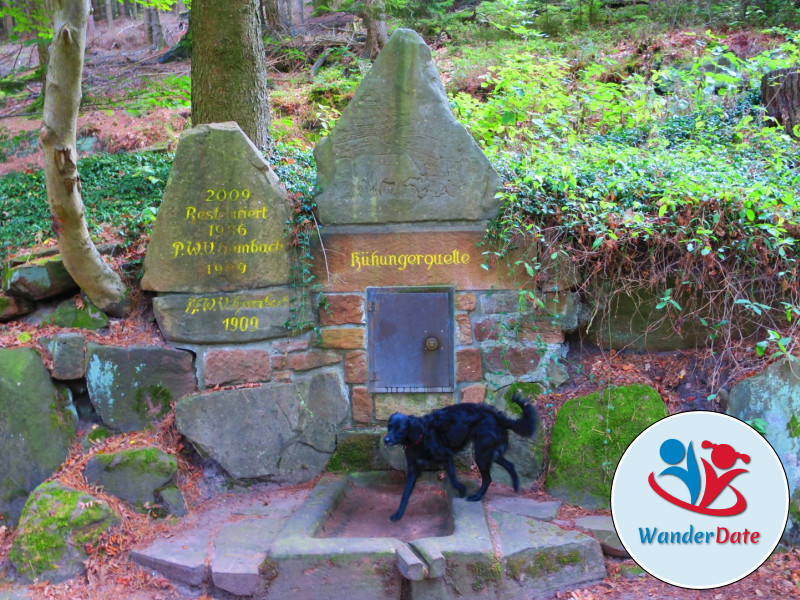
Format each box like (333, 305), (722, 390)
(131, 472), (607, 599)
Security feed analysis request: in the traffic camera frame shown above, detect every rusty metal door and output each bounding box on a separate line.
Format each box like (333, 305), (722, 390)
(367, 288), (454, 393)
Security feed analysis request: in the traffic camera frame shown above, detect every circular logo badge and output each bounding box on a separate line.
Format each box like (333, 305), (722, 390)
(611, 411), (789, 589)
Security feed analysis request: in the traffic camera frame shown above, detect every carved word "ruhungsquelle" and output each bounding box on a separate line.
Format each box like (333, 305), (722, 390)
(350, 250), (471, 272)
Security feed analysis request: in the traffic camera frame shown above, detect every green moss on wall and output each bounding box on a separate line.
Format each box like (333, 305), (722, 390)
(546, 384), (667, 509)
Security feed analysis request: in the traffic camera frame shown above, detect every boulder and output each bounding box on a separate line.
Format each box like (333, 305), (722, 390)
(85, 344), (197, 432)
(4, 256), (78, 301)
(83, 447), (180, 512)
(175, 369), (349, 482)
(546, 384), (667, 509)
(587, 286), (709, 351)
(314, 29), (500, 225)
(0, 348), (77, 525)
(728, 359), (800, 543)
(9, 481), (120, 583)
(141, 122), (292, 293)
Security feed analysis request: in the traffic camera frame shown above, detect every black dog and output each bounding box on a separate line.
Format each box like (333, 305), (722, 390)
(383, 391), (537, 521)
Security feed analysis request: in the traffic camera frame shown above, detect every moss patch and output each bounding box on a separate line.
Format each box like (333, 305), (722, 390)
(546, 384), (667, 509)
(503, 383), (544, 416)
(328, 434), (379, 472)
(133, 384), (173, 420)
(466, 560), (503, 591)
(9, 481), (119, 582)
(506, 549), (583, 580)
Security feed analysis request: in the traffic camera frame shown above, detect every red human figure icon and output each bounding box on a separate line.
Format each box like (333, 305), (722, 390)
(698, 441), (750, 512)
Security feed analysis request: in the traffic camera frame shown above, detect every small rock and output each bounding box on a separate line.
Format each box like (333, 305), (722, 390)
(42, 332), (86, 379)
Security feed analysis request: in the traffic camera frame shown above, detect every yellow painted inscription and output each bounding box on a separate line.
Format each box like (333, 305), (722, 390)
(205, 188), (251, 201)
(350, 250), (471, 271)
(172, 240), (284, 259)
(184, 294), (291, 315)
(184, 206), (269, 223)
(170, 186), (284, 281)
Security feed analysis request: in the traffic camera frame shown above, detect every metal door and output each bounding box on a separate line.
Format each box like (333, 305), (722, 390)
(367, 288), (454, 393)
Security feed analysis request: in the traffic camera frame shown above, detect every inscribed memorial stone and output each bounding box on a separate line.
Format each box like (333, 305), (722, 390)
(313, 29), (501, 224)
(142, 122), (291, 293)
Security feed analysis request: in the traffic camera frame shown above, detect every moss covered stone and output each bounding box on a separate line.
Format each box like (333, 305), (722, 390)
(1, 348), (77, 525)
(83, 447), (178, 511)
(42, 297), (108, 330)
(546, 384), (666, 509)
(9, 481), (120, 583)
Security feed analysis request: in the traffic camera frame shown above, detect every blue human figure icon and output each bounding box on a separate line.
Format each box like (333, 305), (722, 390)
(658, 438), (701, 505)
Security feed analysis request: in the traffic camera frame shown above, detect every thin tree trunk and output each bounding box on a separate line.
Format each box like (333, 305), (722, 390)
(192, 0), (271, 148)
(105, 0), (113, 24)
(149, 8), (165, 48)
(143, 6), (153, 44)
(362, 0), (387, 59)
(262, 0), (285, 35)
(761, 68), (800, 138)
(40, 0), (130, 316)
(3, 3), (14, 38)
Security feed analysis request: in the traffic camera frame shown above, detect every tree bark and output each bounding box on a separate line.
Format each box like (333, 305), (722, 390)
(143, 6), (153, 44)
(40, 0), (130, 316)
(2, 1), (14, 38)
(192, 0), (271, 148)
(104, 0), (113, 23)
(148, 7), (165, 48)
(262, 0), (286, 35)
(362, 0), (387, 60)
(761, 67), (800, 138)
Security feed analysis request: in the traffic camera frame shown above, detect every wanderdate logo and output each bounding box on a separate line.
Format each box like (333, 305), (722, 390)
(648, 438), (750, 517)
(611, 412), (789, 589)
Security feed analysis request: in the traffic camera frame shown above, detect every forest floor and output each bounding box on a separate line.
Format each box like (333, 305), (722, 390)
(1, 13), (799, 600)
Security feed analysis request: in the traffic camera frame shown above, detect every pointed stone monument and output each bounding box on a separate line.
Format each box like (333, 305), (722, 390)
(313, 29), (500, 225)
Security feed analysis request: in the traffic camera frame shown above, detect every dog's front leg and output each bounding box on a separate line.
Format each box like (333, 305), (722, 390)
(444, 458), (466, 498)
(390, 464), (419, 521)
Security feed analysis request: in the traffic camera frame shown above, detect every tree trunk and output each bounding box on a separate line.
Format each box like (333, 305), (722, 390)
(262, 0), (286, 35)
(40, 0), (130, 316)
(3, 3), (14, 38)
(192, 0), (271, 148)
(362, 0), (387, 59)
(104, 0), (113, 23)
(143, 6), (153, 44)
(761, 67), (800, 138)
(148, 7), (165, 48)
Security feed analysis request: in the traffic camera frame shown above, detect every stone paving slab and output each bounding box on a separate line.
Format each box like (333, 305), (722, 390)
(492, 510), (607, 598)
(575, 515), (629, 558)
(487, 496), (562, 521)
(130, 528), (212, 586)
(211, 517), (288, 596)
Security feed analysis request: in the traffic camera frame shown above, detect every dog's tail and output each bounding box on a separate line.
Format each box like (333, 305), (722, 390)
(504, 390), (538, 437)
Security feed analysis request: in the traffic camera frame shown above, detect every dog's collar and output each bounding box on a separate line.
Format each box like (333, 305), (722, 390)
(403, 433), (424, 450)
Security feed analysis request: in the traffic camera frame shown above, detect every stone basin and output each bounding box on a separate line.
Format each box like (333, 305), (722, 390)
(264, 471), (607, 600)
